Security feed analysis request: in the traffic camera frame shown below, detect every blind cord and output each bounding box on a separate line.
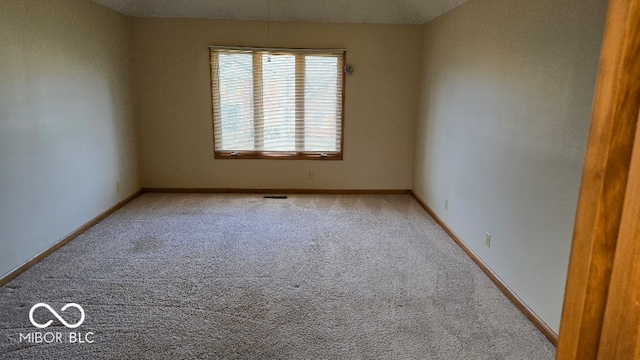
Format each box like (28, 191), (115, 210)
(267, 0), (272, 62)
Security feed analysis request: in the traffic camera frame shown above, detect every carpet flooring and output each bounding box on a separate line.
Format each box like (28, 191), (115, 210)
(0, 193), (556, 359)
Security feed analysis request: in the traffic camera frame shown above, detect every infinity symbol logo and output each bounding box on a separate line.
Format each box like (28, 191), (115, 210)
(29, 303), (85, 329)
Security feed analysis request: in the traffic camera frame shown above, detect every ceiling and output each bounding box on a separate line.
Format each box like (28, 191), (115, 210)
(90, 0), (468, 24)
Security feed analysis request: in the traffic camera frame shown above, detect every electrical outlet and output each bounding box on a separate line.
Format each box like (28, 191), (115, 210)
(445, 199), (449, 210)
(485, 233), (491, 247)
(307, 170), (314, 179)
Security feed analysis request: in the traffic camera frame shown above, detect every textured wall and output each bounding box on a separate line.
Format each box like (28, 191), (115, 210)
(0, 0), (140, 277)
(131, 19), (422, 190)
(413, 0), (607, 333)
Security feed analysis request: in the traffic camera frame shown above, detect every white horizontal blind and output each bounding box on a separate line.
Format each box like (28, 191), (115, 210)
(210, 47), (344, 154)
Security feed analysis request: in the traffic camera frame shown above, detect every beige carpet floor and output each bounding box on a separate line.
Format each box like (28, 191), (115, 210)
(0, 193), (555, 359)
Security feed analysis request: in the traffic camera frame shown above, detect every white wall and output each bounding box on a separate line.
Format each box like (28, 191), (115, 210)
(0, 0), (140, 277)
(131, 19), (422, 190)
(413, 0), (607, 333)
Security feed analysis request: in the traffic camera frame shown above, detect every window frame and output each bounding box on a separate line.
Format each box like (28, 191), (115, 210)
(209, 46), (346, 160)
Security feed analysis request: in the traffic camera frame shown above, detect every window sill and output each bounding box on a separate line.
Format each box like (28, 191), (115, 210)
(214, 151), (343, 160)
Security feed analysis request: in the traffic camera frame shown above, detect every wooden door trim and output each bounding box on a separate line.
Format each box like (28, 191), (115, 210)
(556, 0), (640, 359)
(597, 109), (640, 359)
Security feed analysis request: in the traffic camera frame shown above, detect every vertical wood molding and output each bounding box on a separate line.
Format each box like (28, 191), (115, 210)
(597, 109), (640, 359)
(556, 0), (640, 359)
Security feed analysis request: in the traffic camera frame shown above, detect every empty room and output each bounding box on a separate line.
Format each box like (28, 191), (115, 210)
(2, 0), (639, 358)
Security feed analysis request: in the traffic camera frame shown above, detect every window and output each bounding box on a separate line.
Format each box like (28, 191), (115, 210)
(210, 46), (345, 159)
